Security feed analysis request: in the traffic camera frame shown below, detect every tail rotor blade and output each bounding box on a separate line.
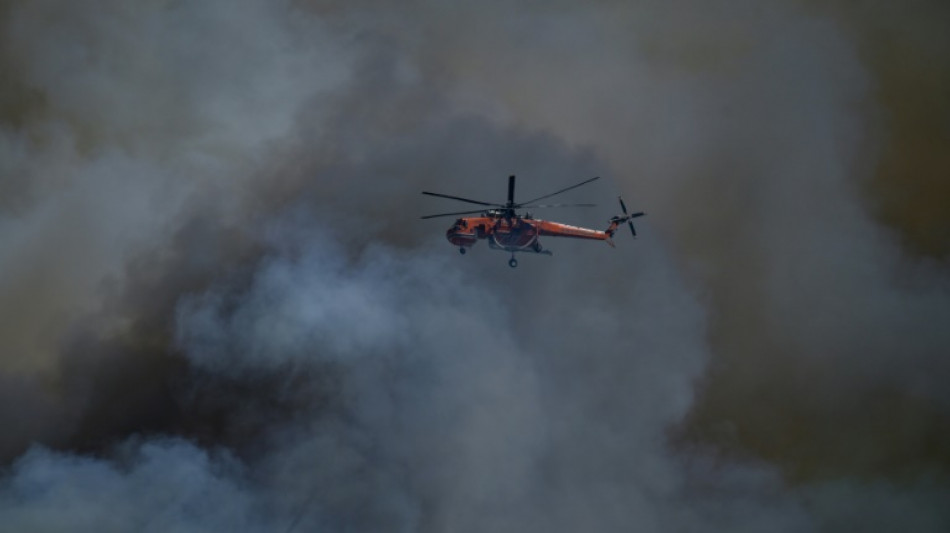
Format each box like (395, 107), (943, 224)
(616, 196), (643, 238)
(628, 211), (644, 237)
(508, 175), (516, 205)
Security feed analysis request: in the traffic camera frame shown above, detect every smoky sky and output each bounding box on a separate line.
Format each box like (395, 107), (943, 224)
(1, 0), (949, 531)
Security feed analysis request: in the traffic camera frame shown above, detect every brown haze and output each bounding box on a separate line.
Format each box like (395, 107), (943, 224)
(0, 0), (948, 531)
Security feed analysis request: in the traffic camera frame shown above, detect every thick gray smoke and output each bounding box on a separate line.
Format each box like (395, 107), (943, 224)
(1, 0), (948, 531)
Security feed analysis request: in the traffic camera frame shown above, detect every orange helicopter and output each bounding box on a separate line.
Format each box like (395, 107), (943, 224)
(422, 175), (644, 267)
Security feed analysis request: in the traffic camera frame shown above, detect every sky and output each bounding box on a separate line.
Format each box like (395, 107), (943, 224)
(1, 0), (949, 531)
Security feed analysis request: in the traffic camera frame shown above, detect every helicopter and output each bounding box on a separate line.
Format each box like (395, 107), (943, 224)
(421, 175), (644, 267)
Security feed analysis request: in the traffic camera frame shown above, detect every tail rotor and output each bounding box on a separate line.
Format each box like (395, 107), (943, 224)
(617, 196), (644, 237)
(604, 195), (645, 245)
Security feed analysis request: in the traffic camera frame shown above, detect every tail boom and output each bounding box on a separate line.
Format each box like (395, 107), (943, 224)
(537, 220), (611, 241)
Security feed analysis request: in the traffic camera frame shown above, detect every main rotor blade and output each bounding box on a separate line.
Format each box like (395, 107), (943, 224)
(519, 203), (597, 208)
(517, 176), (601, 206)
(420, 208), (489, 220)
(619, 196), (629, 215)
(422, 191), (499, 207)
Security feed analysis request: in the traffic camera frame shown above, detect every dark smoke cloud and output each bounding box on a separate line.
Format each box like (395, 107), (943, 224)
(1, 0), (949, 531)
(395, 0), (950, 483)
(809, 0), (950, 257)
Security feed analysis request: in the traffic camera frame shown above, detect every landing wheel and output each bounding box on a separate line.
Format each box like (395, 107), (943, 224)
(508, 257), (518, 268)
(459, 247), (466, 255)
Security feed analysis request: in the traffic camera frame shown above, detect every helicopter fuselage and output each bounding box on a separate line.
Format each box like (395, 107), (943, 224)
(447, 214), (611, 254)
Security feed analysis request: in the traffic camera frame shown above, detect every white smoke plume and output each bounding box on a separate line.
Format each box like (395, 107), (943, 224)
(0, 0), (948, 531)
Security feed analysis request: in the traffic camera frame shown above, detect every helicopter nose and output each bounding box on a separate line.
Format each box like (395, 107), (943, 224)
(447, 226), (476, 247)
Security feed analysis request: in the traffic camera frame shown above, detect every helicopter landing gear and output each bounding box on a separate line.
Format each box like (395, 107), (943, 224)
(508, 256), (518, 268)
(459, 247), (466, 255)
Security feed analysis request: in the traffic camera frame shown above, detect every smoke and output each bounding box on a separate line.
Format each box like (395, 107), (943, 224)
(0, 439), (267, 532)
(0, 0), (352, 454)
(402, 0), (950, 481)
(1, 0), (949, 531)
